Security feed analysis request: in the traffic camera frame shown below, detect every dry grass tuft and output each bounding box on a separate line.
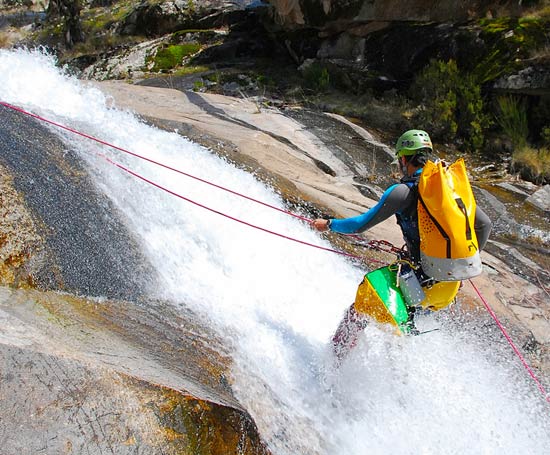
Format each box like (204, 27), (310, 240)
(511, 146), (550, 184)
(0, 33), (10, 48)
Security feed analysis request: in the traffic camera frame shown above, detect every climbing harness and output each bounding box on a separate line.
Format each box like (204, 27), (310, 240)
(363, 239), (406, 256)
(2, 100), (548, 404)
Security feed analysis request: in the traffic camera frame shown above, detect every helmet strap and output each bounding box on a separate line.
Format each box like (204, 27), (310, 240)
(400, 156), (409, 175)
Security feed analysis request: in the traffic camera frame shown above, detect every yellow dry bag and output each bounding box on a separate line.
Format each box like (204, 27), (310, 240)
(417, 158), (482, 281)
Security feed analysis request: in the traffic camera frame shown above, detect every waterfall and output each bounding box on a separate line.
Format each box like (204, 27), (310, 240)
(1, 48), (548, 455)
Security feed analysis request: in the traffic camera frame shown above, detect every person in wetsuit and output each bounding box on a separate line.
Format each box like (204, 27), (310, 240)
(311, 129), (492, 360)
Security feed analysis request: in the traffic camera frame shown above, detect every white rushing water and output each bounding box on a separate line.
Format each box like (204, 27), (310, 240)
(1, 48), (549, 454)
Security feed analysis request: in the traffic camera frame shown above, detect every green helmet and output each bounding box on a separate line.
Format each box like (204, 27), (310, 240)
(395, 130), (433, 157)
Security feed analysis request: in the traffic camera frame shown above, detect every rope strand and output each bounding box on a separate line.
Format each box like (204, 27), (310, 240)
(469, 279), (550, 403)
(4, 100), (548, 404)
(0, 101), (312, 223)
(100, 153), (364, 260)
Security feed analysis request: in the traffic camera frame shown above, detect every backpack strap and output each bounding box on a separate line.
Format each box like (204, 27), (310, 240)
(395, 173), (421, 264)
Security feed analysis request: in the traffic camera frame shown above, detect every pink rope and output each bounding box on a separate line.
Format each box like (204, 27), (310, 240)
(0, 100), (384, 264)
(7, 100), (547, 402)
(0, 101), (311, 222)
(469, 279), (550, 403)
(100, 153), (363, 260)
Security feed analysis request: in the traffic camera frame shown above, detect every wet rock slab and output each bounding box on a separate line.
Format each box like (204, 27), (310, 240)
(526, 184), (550, 213)
(0, 286), (269, 455)
(0, 104), (270, 455)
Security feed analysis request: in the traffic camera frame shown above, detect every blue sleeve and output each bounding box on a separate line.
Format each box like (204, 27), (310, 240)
(330, 184), (411, 234)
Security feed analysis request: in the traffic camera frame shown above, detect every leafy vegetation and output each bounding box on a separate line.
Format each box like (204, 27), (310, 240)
(409, 59), (490, 151)
(302, 62), (330, 93)
(495, 95), (529, 149)
(81, 3), (133, 33)
(492, 95), (550, 183)
(172, 65), (210, 76)
(473, 15), (550, 82)
(193, 79), (205, 91)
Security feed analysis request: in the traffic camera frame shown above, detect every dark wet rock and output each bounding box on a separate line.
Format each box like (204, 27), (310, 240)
(353, 178), (385, 200)
(0, 104), (155, 302)
(494, 60), (550, 96)
(485, 239), (550, 286)
(117, 0), (255, 37)
(473, 186), (520, 238)
(282, 108), (395, 188)
(266, 0), (523, 29)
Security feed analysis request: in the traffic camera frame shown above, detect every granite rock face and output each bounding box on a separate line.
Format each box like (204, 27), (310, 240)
(267, 0), (523, 29)
(1, 69), (549, 454)
(0, 105), (270, 455)
(0, 286), (269, 455)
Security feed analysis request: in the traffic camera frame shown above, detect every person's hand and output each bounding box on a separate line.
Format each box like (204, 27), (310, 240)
(311, 218), (330, 232)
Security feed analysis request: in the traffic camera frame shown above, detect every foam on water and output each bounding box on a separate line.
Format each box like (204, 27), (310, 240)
(1, 48), (549, 455)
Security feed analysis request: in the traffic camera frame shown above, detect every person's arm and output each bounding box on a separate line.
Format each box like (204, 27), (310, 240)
(312, 183), (412, 234)
(474, 206), (492, 250)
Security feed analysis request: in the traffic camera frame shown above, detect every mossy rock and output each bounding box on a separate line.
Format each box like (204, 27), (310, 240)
(152, 43), (201, 72)
(475, 16), (550, 82)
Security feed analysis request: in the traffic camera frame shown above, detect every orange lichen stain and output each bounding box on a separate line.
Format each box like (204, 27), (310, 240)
(34, 292), (117, 334)
(0, 164), (44, 289)
(123, 435), (136, 446)
(22, 273), (36, 289)
(154, 388), (270, 455)
(4, 252), (26, 270)
(0, 263), (16, 286)
(163, 427), (186, 443)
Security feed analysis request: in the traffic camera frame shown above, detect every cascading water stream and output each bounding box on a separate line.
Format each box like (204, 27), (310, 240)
(1, 49), (549, 454)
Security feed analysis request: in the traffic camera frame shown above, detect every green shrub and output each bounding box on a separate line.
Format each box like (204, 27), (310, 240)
(457, 72), (489, 150)
(193, 80), (205, 91)
(302, 63), (330, 93)
(495, 95), (529, 150)
(411, 59), (458, 137)
(541, 126), (550, 146)
(410, 59), (489, 151)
